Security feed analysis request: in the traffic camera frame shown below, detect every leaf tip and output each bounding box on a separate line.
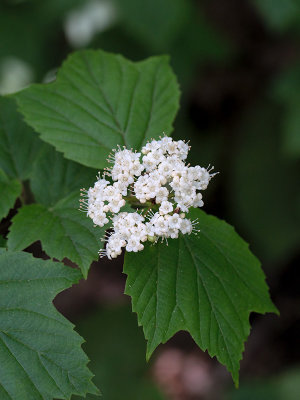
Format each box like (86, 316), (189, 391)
(146, 343), (155, 362)
(81, 266), (89, 280)
(234, 378), (240, 389)
(88, 381), (102, 397)
(231, 368), (240, 388)
(270, 303), (280, 316)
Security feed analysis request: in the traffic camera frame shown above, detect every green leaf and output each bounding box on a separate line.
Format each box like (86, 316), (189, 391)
(30, 144), (97, 207)
(7, 147), (104, 278)
(0, 96), (42, 180)
(0, 169), (21, 221)
(7, 201), (101, 279)
(15, 49), (180, 169)
(124, 208), (278, 385)
(0, 249), (99, 399)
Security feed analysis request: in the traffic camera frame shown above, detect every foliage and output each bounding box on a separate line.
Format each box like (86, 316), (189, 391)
(15, 49), (180, 169)
(0, 0), (292, 395)
(0, 47), (278, 397)
(0, 249), (98, 399)
(124, 208), (277, 385)
(0, 169), (21, 221)
(0, 96), (41, 180)
(7, 145), (104, 278)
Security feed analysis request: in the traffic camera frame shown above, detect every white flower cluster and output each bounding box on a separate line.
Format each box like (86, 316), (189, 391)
(80, 137), (216, 259)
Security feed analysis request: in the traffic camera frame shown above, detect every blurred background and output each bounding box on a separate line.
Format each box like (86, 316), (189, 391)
(1, 0), (299, 399)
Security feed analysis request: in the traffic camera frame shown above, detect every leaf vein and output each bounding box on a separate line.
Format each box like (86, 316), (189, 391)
(80, 52), (127, 146)
(137, 61), (162, 149)
(183, 236), (235, 372)
(0, 333), (44, 399)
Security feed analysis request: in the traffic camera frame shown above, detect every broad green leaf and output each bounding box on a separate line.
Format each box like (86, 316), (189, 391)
(90, 16), (233, 90)
(0, 169), (21, 220)
(0, 249), (99, 399)
(7, 147), (104, 278)
(0, 96), (42, 180)
(7, 201), (102, 279)
(15, 49), (180, 169)
(30, 144), (97, 207)
(124, 208), (278, 385)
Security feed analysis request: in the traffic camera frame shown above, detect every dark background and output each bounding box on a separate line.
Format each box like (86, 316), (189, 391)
(1, 0), (299, 399)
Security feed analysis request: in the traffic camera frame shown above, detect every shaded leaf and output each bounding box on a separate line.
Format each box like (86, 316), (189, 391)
(0, 249), (99, 399)
(124, 208), (277, 385)
(30, 144), (97, 207)
(16, 49), (180, 169)
(0, 96), (42, 180)
(8, 148), (104, 278)
(7, 200), (102, 279)
(0, 169), (21, 221)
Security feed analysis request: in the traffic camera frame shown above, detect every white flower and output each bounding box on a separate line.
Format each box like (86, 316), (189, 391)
(168, 213), (181, 229)
(177, 140), (189, 160)
(126, 238), (144, 252)
(82, 136), (216, 259)
(155, 186), (169, 204)
(158, 160), (174, 178)
(168, 228), (179, 239)
(192, 193), (204, 208)
(180, 218), (193, 234)
(159, 200), (173, 215)
(93, 213), (109, 226)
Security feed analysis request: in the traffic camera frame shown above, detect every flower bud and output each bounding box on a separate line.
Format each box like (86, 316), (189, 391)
(147, 235), (157, 243)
